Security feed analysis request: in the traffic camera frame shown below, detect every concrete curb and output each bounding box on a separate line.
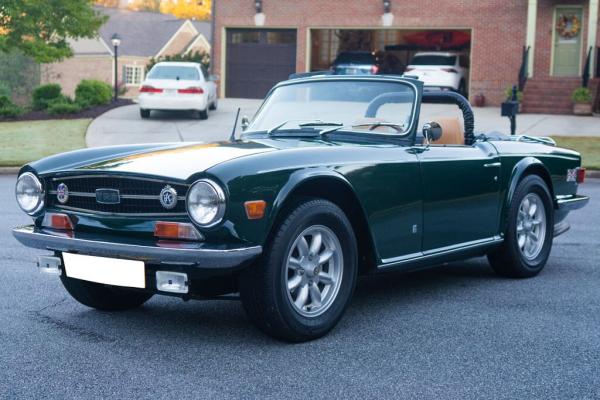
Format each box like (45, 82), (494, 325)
(0, 167), (19, 175)
(586, 169), (600, 179)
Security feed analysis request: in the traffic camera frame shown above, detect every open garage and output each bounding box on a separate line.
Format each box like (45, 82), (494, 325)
(310, 28), (471, 94)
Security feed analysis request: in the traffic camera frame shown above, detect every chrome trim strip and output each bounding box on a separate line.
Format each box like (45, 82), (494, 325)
(49, 190), (186, 201)
(379, 236), (504, 268)
(556, 195), (589, 211)
(52, 204), (188, 217)
(12, 225), (262, 269)
(51, 174), (190, 186)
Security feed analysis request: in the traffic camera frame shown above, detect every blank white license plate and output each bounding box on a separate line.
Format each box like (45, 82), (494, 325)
(62, 253), (146, 289)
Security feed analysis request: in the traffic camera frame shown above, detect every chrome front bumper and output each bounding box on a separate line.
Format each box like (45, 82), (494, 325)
(12, 225), (262, 270)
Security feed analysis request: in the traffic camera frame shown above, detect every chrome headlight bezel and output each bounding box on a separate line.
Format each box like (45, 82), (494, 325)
(15, 172), (45, 215)
(186, 179), (226, 228)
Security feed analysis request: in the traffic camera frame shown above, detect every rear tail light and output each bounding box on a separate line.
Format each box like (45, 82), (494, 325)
(442, 68), (458, 73)
(370, 65), (380, 74)
(140, 85), (163, 93)
(177, 87), (204, 94)
(154, 221), (203, 241)
(42, 213), (74, 230)
(577, 167), (586, 183)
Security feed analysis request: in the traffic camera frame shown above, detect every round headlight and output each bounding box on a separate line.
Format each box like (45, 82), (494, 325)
(15, 172), (44, 214)
(186, 179), (226, 227)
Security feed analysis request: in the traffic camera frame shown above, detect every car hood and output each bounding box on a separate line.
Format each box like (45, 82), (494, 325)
(29, 141), (277, 181)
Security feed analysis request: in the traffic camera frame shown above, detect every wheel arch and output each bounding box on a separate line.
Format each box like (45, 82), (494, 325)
(266, 169), (377, 274)
(500, 157), (554, 233)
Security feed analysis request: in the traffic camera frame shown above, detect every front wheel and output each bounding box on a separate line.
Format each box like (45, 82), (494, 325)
(488, 175), (554, 278)
(60, 275), (153, 311)
(239, 199), (358, 342)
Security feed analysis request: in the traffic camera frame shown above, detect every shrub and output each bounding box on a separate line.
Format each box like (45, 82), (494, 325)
(0, 95), (23, 118)
(32, 83), (62, 110)
(504, 85), (523, 102)
(571, 87), (592, 104)
(0, 81), (10, 98)
(47, 101), (81, 115)
(75, 80), (112, 107)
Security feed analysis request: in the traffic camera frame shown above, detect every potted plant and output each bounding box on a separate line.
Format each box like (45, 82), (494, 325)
(572, 87), (593, 115)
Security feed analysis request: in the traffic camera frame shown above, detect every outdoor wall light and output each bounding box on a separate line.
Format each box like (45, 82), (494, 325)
(254, 0), (262, 14)
(383, 0), (391, 14)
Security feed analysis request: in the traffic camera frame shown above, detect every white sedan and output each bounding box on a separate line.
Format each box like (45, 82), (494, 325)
(138, 62), (218, 119)
(405, 52), (469, 95)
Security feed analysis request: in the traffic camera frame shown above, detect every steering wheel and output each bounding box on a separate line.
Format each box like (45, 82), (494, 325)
(367, 123), (404, 132)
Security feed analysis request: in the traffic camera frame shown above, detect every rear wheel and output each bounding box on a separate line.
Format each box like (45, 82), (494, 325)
(239, 199), (358, 342)
(60, 275), (153, 311)
(209, 100), (217, 111)
(196, 108), (208, 120)
(488, 175), (554, 278)
(140, 109), (150, 119)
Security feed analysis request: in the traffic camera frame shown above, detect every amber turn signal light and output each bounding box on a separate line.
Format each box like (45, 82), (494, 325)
(244, 200), (267, 220)
(41, 213), (74, 230)
(154, 221), (203, 241)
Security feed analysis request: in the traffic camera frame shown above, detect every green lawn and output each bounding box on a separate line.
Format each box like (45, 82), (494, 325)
(552, 136), (600, 170)
(0, 119), (90, 167)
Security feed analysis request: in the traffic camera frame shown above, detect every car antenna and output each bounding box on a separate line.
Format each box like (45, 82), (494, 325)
(229, 107), (241, 142)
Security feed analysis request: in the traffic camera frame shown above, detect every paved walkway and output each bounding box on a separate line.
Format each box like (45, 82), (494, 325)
(86, 99), (600, 147)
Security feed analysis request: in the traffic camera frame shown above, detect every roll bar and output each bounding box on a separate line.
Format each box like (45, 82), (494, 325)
(422, 91), (475, 145)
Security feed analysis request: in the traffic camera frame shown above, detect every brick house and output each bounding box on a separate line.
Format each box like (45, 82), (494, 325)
(213, 0), (600, 113)
(42, 6), (211, 98)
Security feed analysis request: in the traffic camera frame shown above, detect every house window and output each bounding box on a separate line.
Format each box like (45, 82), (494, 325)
(123, 65), (144, 86)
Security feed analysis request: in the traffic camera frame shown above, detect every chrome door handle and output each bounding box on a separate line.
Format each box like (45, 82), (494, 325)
(484, 162), (501, 168)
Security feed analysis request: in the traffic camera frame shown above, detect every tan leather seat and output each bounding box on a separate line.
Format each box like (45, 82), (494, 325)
(432, 117), (464, 145)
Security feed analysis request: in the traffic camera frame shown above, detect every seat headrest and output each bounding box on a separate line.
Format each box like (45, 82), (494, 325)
(431, 117), (464, 145)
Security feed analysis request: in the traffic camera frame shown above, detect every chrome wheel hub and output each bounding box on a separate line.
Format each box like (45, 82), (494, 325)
(285, 225), (343, 317)
(516, 193), (546, 260)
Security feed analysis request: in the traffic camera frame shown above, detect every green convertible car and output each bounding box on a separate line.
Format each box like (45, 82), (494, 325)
(13, 75), (589, 341)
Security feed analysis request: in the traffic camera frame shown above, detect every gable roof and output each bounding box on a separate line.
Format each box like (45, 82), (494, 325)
(94, 6), (211, 58)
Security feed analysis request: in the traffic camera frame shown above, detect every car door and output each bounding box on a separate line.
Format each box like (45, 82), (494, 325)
(418, 141), (501, 251)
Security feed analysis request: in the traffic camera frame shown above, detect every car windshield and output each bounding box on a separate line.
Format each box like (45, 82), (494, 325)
(410, 55), (456, 66)
(247, 80), (416, 135)
(148, 66), (199, 80)
(334, 52), (376, 65)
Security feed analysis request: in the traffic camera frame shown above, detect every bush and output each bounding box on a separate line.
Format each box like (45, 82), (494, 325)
(0, 95), (23, 118)
(571, 87), (592, 104)
(47, 101), (81, 115)
(32, 83), (62, 110)
(504, 85), (523, 102)
(75, 80), (112, 107)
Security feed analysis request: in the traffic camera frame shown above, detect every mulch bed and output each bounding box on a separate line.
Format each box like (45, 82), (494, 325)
(1, 99), (134, 122)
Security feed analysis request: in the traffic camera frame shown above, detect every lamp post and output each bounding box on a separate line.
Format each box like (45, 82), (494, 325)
(111, 33), (121, 102)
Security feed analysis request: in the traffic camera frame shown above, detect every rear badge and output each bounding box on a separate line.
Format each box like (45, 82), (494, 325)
(159, 185), (178, 210)
(566, 169), (577, 182)
(56, 183), (69, 204)
(96, 188), (121, 204)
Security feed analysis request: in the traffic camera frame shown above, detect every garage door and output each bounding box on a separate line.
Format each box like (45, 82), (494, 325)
(226, 29), (297, 99)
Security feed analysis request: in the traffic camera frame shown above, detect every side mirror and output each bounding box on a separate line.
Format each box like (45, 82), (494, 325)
(422, 122), (443, 142)
(241, 116), (250, 131)
(208, 74), (220, 82)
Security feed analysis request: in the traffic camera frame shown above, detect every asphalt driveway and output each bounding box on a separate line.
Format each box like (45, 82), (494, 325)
(87, 100), (600, 148)
(1, 175), (599, 399)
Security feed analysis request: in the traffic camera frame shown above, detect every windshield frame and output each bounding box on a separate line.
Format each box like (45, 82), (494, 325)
(245, 76), (421, 140)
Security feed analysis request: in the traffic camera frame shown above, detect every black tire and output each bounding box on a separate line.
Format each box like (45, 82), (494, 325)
(209, 101), (217, 111)
(140, 109), (150, 119)
(488, 175), (554, 278)
(60, 275), (153, 311)
(196, 108), (208, 120)
(239, 199), (358, 342)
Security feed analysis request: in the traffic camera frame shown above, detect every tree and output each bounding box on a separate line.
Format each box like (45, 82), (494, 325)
(0, 0), (107, 63)
(160, 0), (211, 20)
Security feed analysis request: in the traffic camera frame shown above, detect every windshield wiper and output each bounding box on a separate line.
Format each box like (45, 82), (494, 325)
(268, 120), (343, 135)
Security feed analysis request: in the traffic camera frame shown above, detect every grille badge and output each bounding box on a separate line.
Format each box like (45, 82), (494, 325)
(56, 183), (69, 204)
(159, 185), (178, 210)
(95, 189), (121, 204)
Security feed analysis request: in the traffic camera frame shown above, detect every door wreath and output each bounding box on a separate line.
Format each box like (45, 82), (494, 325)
(556, 14), (581, 39)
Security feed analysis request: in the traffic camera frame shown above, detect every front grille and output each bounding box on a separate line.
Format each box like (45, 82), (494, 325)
(46, 175), (189, 216)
